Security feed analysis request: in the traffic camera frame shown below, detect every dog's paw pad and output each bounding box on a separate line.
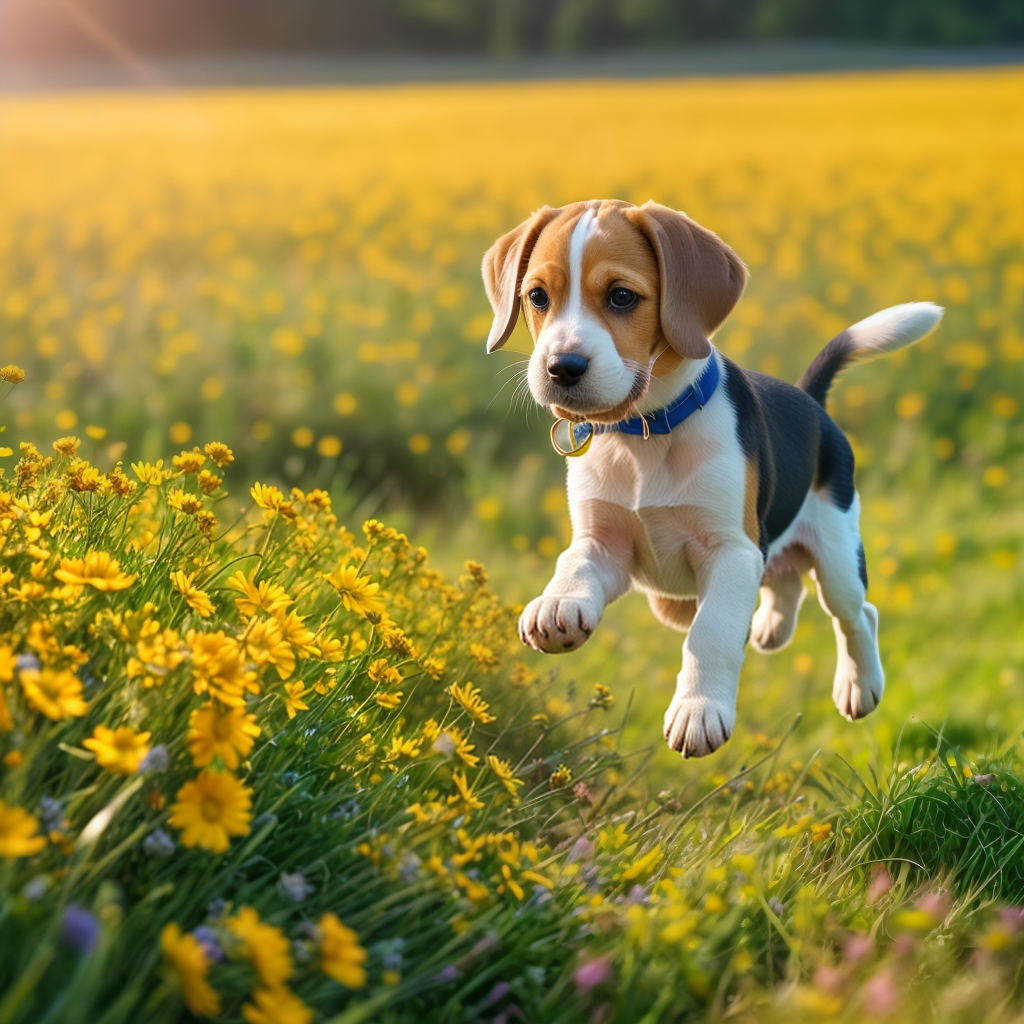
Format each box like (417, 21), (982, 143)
(663, 695), (735, 758)
(833, 672), (883, 721)
(519, 595), (600, 654)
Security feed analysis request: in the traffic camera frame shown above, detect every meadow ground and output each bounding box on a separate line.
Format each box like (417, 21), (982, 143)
(0, 66), (1022, 1022)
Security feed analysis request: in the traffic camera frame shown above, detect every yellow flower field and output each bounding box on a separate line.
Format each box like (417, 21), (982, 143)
(0, 66), (1022, 1022)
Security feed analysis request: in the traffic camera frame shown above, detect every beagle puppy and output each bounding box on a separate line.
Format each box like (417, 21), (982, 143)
(482, 199), (942, 758)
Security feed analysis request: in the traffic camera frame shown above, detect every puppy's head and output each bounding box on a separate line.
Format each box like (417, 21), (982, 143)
(482, 200), (747, 422)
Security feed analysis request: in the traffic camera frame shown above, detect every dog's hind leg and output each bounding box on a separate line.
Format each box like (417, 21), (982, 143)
(810, 493), (884, 721)
(749, 570), (805, 653)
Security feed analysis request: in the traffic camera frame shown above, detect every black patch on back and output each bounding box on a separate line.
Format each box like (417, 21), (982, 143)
(857, 542), (868, 590)
(816, 410), (856, 511)
(722, 359), (821, 549)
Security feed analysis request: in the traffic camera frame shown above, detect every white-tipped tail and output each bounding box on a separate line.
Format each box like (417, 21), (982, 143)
(846, 302), (944, 358)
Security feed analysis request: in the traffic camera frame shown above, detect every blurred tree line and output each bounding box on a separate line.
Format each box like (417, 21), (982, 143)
(1, 0), (1020, 62)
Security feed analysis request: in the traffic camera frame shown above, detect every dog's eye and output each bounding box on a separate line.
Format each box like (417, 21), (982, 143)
(528, 288), (549, 311)
(609, 287), (639, 311)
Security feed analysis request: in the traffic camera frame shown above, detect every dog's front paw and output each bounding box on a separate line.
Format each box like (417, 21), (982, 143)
(663, 693), (735, 758)
(519, 595), (600, 653)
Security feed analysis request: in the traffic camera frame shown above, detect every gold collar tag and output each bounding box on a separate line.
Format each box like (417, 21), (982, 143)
(550, 419), (594, 457)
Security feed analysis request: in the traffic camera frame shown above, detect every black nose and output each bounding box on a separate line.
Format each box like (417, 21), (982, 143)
(546, 353), (589, 387)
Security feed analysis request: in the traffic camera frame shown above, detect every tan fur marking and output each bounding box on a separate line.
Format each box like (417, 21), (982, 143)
(743, 458), (761, 548)
(648, 595), (698, 633)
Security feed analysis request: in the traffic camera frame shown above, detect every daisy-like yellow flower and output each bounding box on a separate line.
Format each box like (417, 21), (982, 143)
(54, 550), (135, 591)
(170, 769), (252, 853)
(131, 459), (171, 485)
(204, 442), (234, 467)
(283, 681), (309, 719)
(488, 755), (524, 799)
(170, 570), (215, 618)
(197, 469), (222, 495)
(0, 800), (47, 858)
(20, 667), (87, 720)
(384, 735), (422, 761)
(166, 489), (204, 515)
(161, 923), (221, 1018)
(320, 565), (386, 621)
(188, 703), (261, 769)
(172, 448), (206, 474)
(375, 691), (403, 710)
(227, 906), (293, 987)
(83, 724), (152, 774)
(245, 618), (296, 679)
(367, 658), (402, 686)
(52, 435), (81, 456)
(318, 913), (367, 989)
(0, 364), (25, 383)
(447, 681), (496, 724)
(277, 612), (318, 657)
(188, 630), (259, 707)
(448, 769), (484, 813)
(227, 567), (293, 618)
(251, 482), (287, 511)
(446, 726), (479, 768)
(242, 987), (312, 1024)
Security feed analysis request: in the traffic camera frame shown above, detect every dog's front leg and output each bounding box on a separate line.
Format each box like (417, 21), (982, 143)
(664, 544), (763, 758)
(519, 536), (631, 654)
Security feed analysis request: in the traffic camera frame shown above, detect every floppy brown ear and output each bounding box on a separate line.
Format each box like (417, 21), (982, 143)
(624, 201), (747, 360)
(481, 206), (560, 353)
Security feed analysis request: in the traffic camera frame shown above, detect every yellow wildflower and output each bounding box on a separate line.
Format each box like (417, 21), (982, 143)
(0, 364), (25, 384)
(422, 656), (446, 680)
(52, 436), (81, 456)
(83, 724), (152, 774)
(54, 551), (135, 591)
(283, 681), (310, 718)
(204, 442), (234, 467)
(20, 667), (87, 720)
(170, 570), (215, 618)
(197, 469), (222, 494)
(227, 567), (293, 618)
(447, 681), (496, 724)
(488, 755), (524, 799)
(242, 987), (312, 1024)
(550, 764), (573, 788)
(375, 691), (403, 710)
(318, 913), (367, 989)
(170, 769), (253, 853)
(320, 565), (386, 621)
(245, 618), (296, 679)
(132, 459), (171, 485)
(188, 630), (258, 707)
(276, 611), (318, 657)
(108, 465), (137, 497)
(368, 658), (402, 686)
(469, 643), (498, 668)
(447, 726), (479, 768)
(251, 482), (287, 511)
(160, 924), (221, 1018)
(384, 735), (422, 760)
(188, 703), (261, 769)
(0, 801), (47, 858)
(167, 489), (204, 515)
(448, 769), (484, 813)
(228, 906), (293, 987)
(172, 448), (206, 474)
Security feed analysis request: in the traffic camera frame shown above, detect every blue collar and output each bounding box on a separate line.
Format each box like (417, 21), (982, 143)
(558, 355), (720, 457)
(608, 355), (719, 436)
